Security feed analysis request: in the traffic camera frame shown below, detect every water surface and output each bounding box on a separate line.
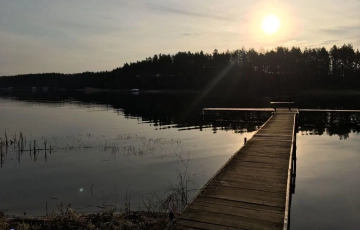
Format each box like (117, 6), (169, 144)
(0, 93), (259, 216)
(291, 131), (360, 230)
(1, 90), (359, 229)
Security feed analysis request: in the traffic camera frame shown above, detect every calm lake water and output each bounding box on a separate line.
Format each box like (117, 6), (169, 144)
(0, 90), (359, 229)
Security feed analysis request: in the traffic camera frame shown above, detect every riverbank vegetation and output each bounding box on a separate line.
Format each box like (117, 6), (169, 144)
(1, 44), (360, 93)
(0, 209), (181, 230)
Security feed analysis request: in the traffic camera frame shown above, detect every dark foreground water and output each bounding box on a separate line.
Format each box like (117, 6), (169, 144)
(292, 132), (360, 229)
(0, 90), (359, 230)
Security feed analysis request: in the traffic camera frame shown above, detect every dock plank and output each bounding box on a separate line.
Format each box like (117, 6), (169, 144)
(181, 209), (283, 230)
(179, 219), (241, 230)
(190, 201), (284, 223)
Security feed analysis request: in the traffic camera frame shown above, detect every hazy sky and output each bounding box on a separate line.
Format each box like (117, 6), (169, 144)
(1, 0), (359, 76)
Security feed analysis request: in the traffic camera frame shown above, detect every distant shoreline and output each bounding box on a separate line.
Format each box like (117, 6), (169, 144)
(2, 87), (360, 97)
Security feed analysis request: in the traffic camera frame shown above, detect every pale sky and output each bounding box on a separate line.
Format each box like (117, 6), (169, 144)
(1, 0), (359, 76)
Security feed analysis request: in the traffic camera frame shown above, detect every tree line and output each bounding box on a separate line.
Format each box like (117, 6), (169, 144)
(1, 44), (360, 94)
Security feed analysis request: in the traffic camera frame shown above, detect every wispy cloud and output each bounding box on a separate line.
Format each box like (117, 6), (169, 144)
(319, 39), (339, 45)
(320, 26), (359, 35)
(146, 3), (233, 21)
(182, 33), (200, 37)
(53, 19), (124, 35)
(285, 40), (308, 46)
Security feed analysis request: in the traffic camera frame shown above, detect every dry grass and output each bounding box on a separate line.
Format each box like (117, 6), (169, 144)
(0, 209), (183, 230)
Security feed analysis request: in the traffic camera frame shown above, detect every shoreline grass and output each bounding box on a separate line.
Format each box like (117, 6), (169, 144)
(0, 209), (182, 230)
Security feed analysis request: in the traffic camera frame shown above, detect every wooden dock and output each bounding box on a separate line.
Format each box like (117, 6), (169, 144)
(177, 108), (297, 230)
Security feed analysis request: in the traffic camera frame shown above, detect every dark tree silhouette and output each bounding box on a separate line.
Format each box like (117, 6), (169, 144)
(1, 44), (360, 93)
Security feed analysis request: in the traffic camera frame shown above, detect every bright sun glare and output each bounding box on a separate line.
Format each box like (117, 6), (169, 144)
(262, 14), (280, 34)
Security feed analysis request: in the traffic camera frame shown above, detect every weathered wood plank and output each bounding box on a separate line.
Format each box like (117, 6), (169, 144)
(190, 201), (284, 223)
(211, 179), (286, 193)
(181, 209), (283, 230)
(206, 182), (286, 196)
(194, 196), (284, 213)
(179, 219), (243, 230)
(219, 167), (288, 179)
(201, 190), (285, 208)
(230, 156), (290, 165)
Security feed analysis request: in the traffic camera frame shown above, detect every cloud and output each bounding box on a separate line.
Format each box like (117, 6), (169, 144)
(320, 26), (359, 36)
(320, 39), (340, 45)
(285, 40), (308, 46)
(146, 3), (233, 21)
(53, 19), (124, 36)
(182, 33), (199, 36)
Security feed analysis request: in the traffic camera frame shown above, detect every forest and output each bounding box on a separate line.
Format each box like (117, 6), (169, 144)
(1, 44), (359, 94)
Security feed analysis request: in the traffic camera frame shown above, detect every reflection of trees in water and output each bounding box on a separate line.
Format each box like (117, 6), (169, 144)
(0, 90), (266, 133)
(298, 112), (360, 139)
(203, 110), (271, 133)
(2, 90), (360, 137)
(210, 122), (261, 134)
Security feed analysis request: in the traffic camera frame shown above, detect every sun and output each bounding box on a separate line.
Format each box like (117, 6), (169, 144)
(262, 14), (280, 34)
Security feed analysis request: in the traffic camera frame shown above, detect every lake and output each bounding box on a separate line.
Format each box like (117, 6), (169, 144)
(0, 90), (359, 230)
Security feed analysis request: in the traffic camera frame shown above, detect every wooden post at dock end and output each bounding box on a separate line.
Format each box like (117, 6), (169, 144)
(244, 137), (247, 145)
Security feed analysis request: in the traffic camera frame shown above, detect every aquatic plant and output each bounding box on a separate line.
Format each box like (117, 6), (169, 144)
(0, 131), (183, 166)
